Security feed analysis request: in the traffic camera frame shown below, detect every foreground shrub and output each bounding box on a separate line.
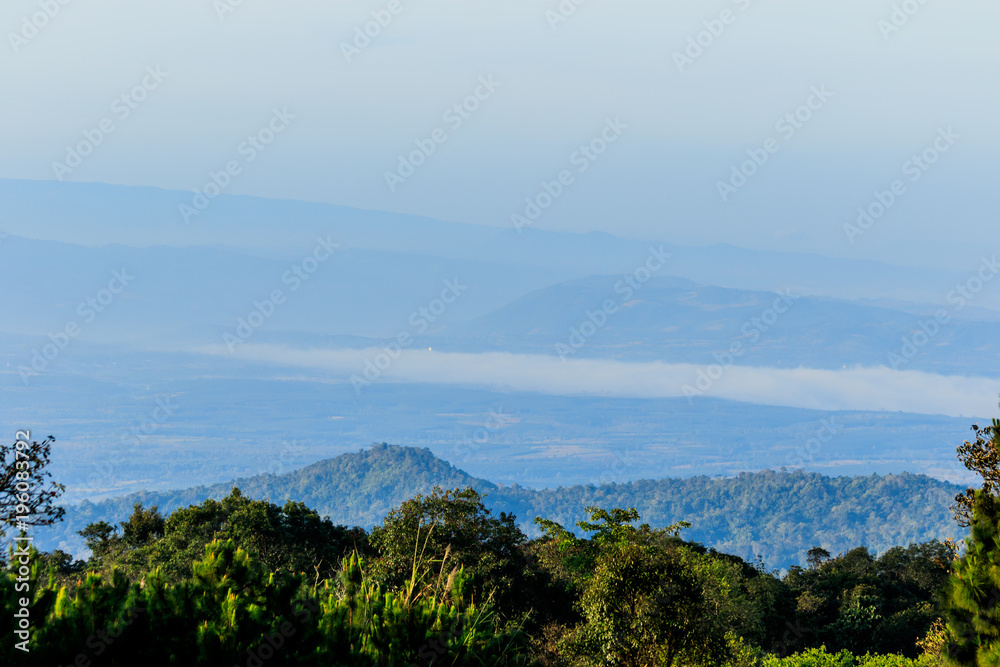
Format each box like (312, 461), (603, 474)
(0, 539), (525, 666)
(761, 645), (934, 667)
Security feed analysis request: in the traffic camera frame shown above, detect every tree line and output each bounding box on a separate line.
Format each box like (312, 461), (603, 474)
(39, 443), (966, 569)
(5, 420), (1000, 664)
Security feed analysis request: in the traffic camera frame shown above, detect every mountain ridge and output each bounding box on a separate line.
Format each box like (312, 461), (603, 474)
(38, 444), (968, 569)
(1, 177), (982, 308)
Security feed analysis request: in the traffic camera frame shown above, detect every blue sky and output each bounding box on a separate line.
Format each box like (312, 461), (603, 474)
(2, 0), (996, 269)
(4, 1), (1000, 495)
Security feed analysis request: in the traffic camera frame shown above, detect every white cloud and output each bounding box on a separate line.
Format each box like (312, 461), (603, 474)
(199, 343), (1000, 419)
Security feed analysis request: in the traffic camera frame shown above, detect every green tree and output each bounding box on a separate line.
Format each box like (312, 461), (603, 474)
(954, 419), (1000, 526)
(808, 548), (832, 569)
(571, 541), (709, 666)
(370, 486), (530, 620)
(119, 502), (165, 547)
(78, 489), (364, 582)
(942, 490), (1000, 665)
(0, 435), (65, 544)
(2, 537), (525, 666)
(79, 520), (118, 559)
(541, 507), (729, 667)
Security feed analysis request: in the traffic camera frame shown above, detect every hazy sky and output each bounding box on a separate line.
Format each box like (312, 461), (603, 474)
(3, 0), (996, 269)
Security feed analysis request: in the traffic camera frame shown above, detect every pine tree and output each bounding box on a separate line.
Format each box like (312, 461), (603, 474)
(943, 490), (1000, 665)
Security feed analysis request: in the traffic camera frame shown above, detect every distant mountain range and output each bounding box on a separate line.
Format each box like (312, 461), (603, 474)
(38, 444), (968, 570)
(2, 177), (990, 310)
(3, 178), (994, 545)
(4, 230), (1000, 375)
(450, 275), (1000, 374)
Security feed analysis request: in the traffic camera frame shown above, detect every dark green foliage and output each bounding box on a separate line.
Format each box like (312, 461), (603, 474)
(573, 541), (710, 666)
(954, 419), (1000, 526)
(779, 542), (950, 657)
(546, 507), (728, 667)
(41, 446), (965, 569)
(81, 488), (367, 582)
(1, 435), (65, 542)
(9, 428), (982, 666)
(509, 469), (964, 570)
(808, 548), (832, 568)
(79, 520), (117, 557)
(3, 488), (956, 665)
(60, 444), (482, 540)
(531, 518), (949, 662)
(942, 490), (1000, 665)
(1, 538), (525, 666)
(369, 486), (547, 626)
(119, 502), (165, 547)
(761, 646), (932, 665)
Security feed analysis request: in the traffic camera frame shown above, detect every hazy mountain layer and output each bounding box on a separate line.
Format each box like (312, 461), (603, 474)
(2, 178), (984, 308)
(37, 444), (967, 570)
(4, 233), (998, 376)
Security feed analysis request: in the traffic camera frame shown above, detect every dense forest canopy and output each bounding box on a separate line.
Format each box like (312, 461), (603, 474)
(42, 444), (966, 569)
(1, 485), (959, 665)
(7, 420), (1000, 664)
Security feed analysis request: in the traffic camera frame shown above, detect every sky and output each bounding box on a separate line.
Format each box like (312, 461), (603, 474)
(4, 0), (1000, 499)
(2, 0), (997, 270)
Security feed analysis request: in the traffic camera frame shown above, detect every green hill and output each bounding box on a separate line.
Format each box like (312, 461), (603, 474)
(40, 444), (967, 568)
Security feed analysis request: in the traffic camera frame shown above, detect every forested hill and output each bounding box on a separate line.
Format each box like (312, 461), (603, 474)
(486, 469), (966, 568)
(44, 444), (967, 568)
